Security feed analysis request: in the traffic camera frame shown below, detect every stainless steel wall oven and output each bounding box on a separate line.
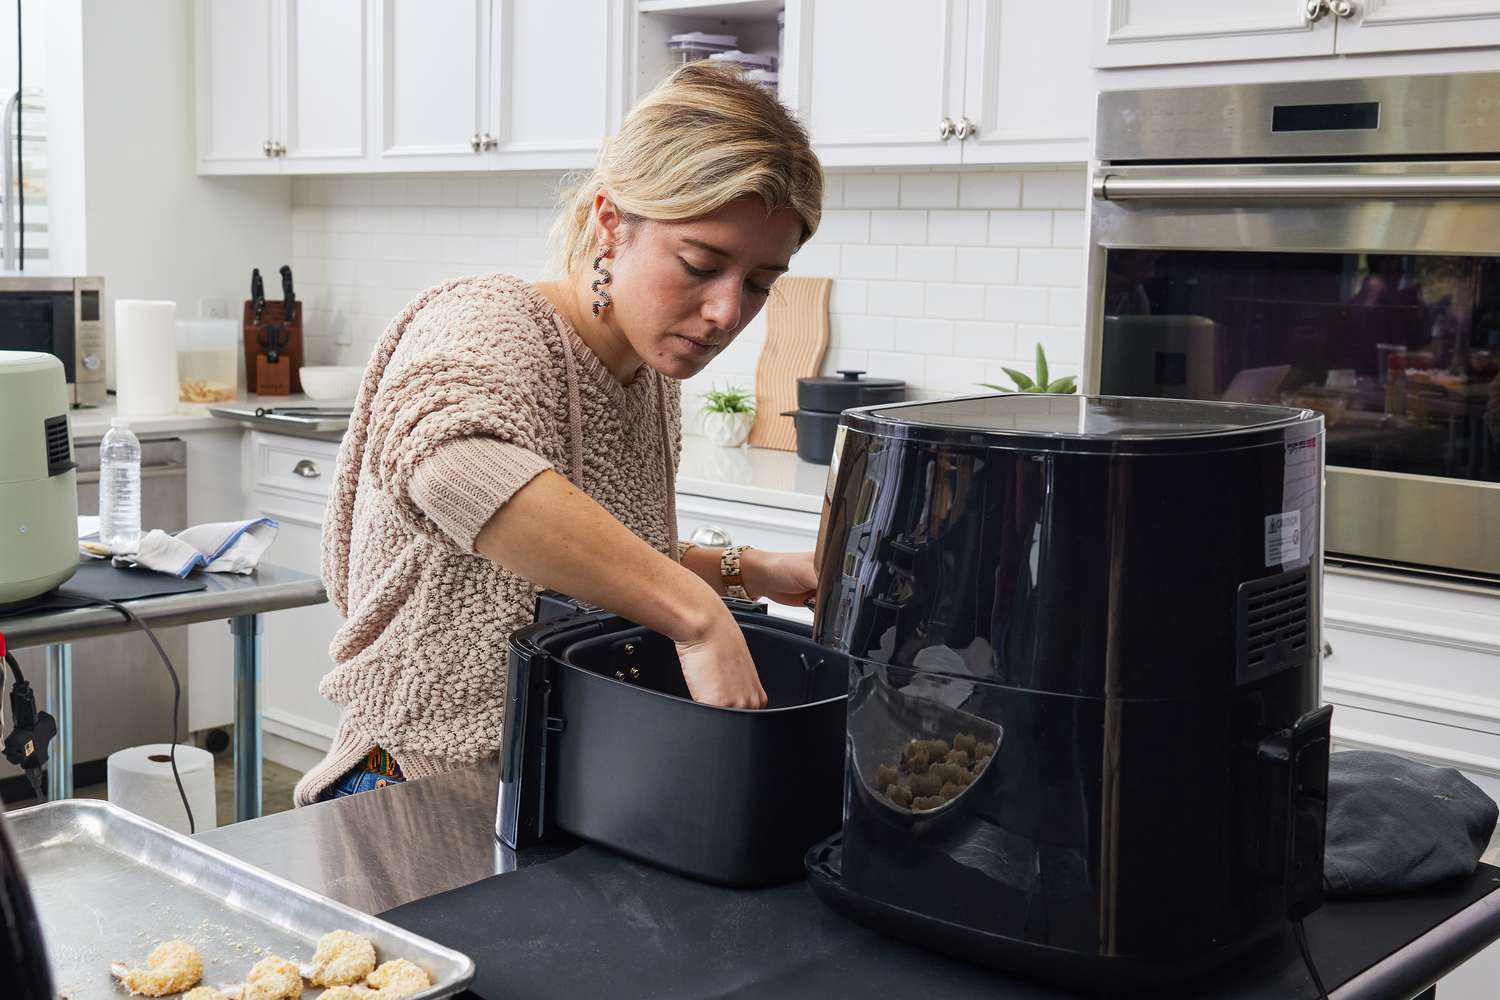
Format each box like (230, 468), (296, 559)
(1087, 72), (1500, 582)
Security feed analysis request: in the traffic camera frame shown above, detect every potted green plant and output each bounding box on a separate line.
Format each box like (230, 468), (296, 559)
(700, 385), (757, 447)
(980, 343), (1077, 395)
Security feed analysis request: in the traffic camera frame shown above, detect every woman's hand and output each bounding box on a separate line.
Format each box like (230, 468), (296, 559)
(743, 549), (818, 608)
(675, 606), (768, 709)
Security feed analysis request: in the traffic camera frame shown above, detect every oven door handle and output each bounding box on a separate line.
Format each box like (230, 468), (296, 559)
(1093, 173), (1500, 201)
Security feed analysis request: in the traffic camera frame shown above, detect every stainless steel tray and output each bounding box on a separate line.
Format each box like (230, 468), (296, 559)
(5, 800), (475, 1000)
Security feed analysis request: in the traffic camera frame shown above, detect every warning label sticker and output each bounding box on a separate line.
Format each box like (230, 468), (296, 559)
(1265, 510), (1302, 567)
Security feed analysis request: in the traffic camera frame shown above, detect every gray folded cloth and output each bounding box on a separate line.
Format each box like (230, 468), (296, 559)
(1324, 750), (1499, 896)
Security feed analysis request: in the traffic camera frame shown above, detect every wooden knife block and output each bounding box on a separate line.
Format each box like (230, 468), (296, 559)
(243, 300), (304, 394)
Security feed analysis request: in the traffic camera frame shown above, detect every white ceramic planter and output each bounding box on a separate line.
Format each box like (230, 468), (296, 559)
(702, 410), (754, 448)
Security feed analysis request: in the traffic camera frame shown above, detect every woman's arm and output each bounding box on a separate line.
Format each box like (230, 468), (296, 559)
(679, 544), (818, 609)
(473, 470), (767, 708)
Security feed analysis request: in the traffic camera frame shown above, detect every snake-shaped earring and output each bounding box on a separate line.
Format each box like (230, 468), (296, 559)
(591, 248), (613, 317)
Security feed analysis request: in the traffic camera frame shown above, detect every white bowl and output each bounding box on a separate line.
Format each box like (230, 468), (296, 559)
(299, 365), (364, 400)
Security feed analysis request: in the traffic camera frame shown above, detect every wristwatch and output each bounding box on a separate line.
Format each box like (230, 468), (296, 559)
(721, 545), (752, 600)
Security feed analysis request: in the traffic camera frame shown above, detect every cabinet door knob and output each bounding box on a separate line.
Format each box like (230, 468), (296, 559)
(470, 133), (482, 152)
(689, 525), (733, 548)
(955, 117), (976, 141)
(938, 117), (956, 141)
(481, 132), (497, 150)
(263, 139), (274, 157)
(292, 459), (321, 479)
(273, 142), (286, 157)
(1330, 0), (1354, 15)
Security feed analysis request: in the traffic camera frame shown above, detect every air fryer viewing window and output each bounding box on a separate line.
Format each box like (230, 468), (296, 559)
(1099, 250), (1500, 485)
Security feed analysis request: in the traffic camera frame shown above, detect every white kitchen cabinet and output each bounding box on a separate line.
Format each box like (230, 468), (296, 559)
(195, 0), (278, 172)
(280, 0), (369, 170)
(196, 0), (368, 175)
(798, 0), (1091, 167)
(248, 433), (345, 761)
(1094, 0), (1500, 69)
(1335, 0), (1500, 54)
(1093, 0), (1334, 69)
(492, 0), (620, 166)
(373, 0), (492, 170)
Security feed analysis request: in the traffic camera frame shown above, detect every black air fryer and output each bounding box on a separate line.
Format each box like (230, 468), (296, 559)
(497, 597), (848, 887)
(805, 394), (1332, 990)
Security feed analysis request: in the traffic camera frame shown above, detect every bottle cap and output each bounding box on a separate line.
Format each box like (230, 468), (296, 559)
(110, 416), (131, 429)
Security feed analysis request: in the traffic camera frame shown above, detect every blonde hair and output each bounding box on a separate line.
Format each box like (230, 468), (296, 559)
(547, 63), (823, 276)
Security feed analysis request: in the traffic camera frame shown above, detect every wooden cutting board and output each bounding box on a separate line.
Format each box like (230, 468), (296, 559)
(748, 276), (831, 451)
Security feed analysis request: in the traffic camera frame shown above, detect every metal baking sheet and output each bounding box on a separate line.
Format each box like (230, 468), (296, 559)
(5, 800), (474, 1000)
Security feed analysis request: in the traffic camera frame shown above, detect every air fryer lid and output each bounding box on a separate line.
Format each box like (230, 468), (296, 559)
(845, 393), (1319, 452)
(798, 369), (906, 413)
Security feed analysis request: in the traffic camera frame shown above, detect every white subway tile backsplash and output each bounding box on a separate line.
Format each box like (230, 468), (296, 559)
(867, 280), (926, 317)
(829, 278), (867, 315)
(1049, 287), (1083, 327)
(953, 321), (1018, 360)
(958, 171), (1022, 209)
(819, 209), (872, 243)
(841, 245), (898, 280)
(955, 247), (1018, 285)
(1051, 210), (1086, 248)
(832, 314), (896, 350)
(895, 317), (954, 355)
(900, 173), (958, 209)
(927, 210), (988, 246)
(1019, 324), (1083, 364)
(293, 165), (1088, 405)
(870, 210), (927, 244)
(988, 210), (1053, 248)
(866, 351), (927, 385)
(896, 246), (956, 283)
(1022, 170), (1086, 209)
(923, 283), (986, 321)
(1018, 249), (1084, 287)
(842, 174), (899, 208)
(985, 286), (1049, 323)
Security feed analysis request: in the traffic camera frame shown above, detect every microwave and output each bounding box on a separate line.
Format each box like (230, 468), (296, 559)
(0, 276), (105, 406)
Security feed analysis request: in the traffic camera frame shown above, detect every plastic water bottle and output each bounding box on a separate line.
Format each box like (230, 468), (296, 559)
(99, 417), (142, 553)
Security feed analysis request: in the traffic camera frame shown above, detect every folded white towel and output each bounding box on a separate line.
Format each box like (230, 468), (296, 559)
(121, 518), (280, 577)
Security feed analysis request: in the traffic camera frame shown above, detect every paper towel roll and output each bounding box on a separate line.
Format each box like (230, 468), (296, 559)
(114, 299), (179, 418)
(107, 743), (217, 834)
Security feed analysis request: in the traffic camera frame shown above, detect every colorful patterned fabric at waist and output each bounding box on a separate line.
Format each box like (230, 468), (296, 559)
(365, 746), (404, 779)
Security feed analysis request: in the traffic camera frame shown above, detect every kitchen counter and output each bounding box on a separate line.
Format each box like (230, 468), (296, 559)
(676, 434), (827, 513)
(68, 393), (323, 441)
(199, 762), (1500, 1000)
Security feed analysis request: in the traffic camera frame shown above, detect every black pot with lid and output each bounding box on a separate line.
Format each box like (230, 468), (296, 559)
(784, 370), (906, 464)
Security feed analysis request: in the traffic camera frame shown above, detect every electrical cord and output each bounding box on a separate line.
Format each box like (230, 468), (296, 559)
(2, 646), (53, 802)
(30, 595), (195, 834)
(1293, 918), (1330, 1000)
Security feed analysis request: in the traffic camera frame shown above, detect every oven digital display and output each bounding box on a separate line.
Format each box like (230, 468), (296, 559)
(1271, 101), (1380, 133)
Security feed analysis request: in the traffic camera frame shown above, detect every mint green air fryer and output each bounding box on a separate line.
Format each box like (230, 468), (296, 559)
(0, 351), (78, 608)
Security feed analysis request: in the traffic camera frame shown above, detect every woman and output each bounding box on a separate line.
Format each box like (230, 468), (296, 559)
(293, 64), (825, 804)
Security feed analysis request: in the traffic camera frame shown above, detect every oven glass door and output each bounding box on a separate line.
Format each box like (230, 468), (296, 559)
(1097, 249), (1500, 487)
(0, 292), (75, 381)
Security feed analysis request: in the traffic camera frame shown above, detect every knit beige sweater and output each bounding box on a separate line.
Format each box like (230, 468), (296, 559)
(293, 274), (681, 806)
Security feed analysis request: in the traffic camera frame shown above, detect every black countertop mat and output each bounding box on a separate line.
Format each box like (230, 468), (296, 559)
(33, 559), (205, 609)
(380, 845), (1500, 1000)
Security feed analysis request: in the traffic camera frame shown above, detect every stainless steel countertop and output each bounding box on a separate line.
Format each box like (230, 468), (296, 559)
(0, 563), (327, 650)
(196, 760), (1500, 998)
(196, 761), (510, 915)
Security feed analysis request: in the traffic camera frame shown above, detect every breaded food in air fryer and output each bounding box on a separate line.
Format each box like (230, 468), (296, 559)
(953, 732), (977, 754)
(111, 940), (204, 996)
(905, 748), (931, 774)
(876, 764), (900, 792)
(940, 782), (962, 801)
(975, 741), (995, 760)
(316, 988), (364, 1000)
(184, 988), (231, 1000)
(928, 762), (963, 786)
(908, 772), (942, 798)
(911, 796), (944, 811)
(886, 783), (914, 807)
(946, 750), (971, 769)
(243, 956), (302, 1000)
(367, 958), (432, 999)
(307, 930), (377, 987)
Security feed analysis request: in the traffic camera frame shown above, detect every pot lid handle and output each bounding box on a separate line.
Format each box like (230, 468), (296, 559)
(837, 369), (865, 381)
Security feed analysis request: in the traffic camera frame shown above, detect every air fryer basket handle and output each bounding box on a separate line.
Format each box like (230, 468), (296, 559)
(1258, 705), (1334, 922)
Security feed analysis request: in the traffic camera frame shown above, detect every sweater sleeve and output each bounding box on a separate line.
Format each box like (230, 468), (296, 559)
(407, 436), (552, 552)
(363, 279), (564, 549)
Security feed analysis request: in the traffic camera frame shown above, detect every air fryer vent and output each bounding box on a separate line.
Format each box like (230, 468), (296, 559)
(1236, 567), (1311, 685)
(44, 414), (75, 476)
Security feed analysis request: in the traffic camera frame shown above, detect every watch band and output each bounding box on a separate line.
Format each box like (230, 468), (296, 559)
(721, 545), (751, 600)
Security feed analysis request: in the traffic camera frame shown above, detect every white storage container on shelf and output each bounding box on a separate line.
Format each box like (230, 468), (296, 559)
(707, 49), (777, 73)
(175, 319), (240, 404)
(668, 31), (738, 66)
